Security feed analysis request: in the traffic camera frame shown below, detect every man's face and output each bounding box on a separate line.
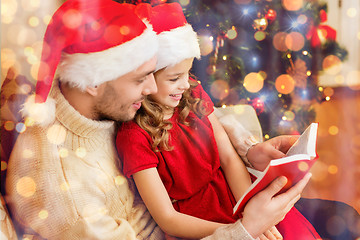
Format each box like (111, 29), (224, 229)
(94, 56), (157, 122)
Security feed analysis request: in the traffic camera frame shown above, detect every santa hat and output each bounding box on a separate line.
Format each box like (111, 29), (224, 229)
(136, 3), (200, 71)
(23, 0), (158, 126)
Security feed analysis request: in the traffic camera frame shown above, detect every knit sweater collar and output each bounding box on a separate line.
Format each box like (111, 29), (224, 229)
(50, 82), (115, 138)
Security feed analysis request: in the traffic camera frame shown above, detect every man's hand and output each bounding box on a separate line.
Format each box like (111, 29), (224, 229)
(241, 172), (312, 239)
(246, 135), (299, 171)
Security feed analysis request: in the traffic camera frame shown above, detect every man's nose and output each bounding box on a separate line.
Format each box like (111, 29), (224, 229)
(142, 73), (157, 95)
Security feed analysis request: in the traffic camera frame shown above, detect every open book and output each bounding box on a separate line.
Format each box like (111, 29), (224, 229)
(233, 123), (319, 217)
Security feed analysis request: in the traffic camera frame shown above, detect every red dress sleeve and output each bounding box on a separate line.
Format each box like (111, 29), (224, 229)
(190, 79), (214, 116)
(116, 122), (158, 178)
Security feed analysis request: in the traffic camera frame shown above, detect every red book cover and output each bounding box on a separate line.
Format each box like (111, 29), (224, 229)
(233, 123), (319, 217)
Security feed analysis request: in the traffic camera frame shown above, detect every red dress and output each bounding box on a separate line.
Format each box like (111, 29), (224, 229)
(116, 83), (321, 239)
(117, 84), (237, 223)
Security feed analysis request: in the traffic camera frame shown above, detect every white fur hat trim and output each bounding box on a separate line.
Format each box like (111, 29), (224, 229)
(57, 27), (158, 90)
(156, 24), (200, 71)
(22, 94), (56, 127)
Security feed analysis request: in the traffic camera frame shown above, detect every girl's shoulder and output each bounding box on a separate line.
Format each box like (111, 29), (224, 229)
(117, 120), (149, 139)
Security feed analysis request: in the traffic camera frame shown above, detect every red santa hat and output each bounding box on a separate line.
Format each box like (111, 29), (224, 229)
(23, 0), (158, 126)
(136, 3), (200, 71)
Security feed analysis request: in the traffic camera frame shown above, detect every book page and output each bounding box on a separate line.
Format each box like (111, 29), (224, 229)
(286, 123), (317, 157)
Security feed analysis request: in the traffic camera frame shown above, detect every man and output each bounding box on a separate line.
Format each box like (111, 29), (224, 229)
(4, 0), (309, 239)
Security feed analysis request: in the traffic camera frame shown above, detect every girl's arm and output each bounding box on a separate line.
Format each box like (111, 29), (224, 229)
(208, 112), (252, 201)
(133, 168), (227, 239)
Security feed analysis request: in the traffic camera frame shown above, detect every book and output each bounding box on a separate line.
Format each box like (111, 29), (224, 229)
(233, 123), (319, 216)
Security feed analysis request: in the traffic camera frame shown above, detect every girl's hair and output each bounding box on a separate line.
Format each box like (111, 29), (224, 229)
(135, 75), (209, 152)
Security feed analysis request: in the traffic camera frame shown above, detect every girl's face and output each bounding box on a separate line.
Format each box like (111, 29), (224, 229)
(152, 58), (194, 115)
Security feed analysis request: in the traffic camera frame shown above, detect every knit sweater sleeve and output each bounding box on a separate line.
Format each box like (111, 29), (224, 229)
(202, 220), (255, 240)
(5, 127), (146, 240)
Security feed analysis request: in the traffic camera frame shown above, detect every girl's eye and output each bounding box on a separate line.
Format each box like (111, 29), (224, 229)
(169, 76), (180, 82)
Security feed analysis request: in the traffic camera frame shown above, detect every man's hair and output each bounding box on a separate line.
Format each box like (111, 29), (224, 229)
(135, 76), (208, 152)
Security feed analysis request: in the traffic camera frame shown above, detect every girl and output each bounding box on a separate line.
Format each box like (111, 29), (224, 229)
(117, 3), (320, 240)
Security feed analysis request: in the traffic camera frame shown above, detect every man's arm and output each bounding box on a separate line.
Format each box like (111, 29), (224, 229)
(246, 135), (299, 171)
(5, 130), (144, 240)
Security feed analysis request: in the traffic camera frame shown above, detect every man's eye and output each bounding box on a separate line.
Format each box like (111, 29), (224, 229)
(137, 78), (145, 84)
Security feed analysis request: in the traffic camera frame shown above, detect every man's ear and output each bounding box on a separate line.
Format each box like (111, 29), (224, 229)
(85, 86), (98, 97)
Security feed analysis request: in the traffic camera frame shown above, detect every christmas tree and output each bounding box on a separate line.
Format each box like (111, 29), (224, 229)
(119, 0), (348, 138)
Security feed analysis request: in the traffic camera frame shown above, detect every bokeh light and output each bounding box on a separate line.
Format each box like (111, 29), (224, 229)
(297, 14), (307, 24)
(322, 55), (342, 75)
(1, 161), (8, 171)
(58, 147), (69, 158)
(243, 72), (264, 93)
(43, 15), (52, 25)
(21, 0), (40, 12)
(16, 122), (26, 133)
(104, 25), (123, 45)
(7, 24), (37, 46)
(210, 80), (230, 100)
(22, 149), (34, 159)
(16, 176), (36, 197)
(115, 175), (126, 185)
(298, 162), (309, 172)
(28, 16), (40, 27)
(275, 74), (295, 94)
(284, 111), (295, 121)
(2, 0), (18, 23)
(38, 210), (48, 220)
(285, 32), (305, 51)
(282, 0), (303, 11)
(4, 121), (15, 131)
(328, 125), (339, 135)
(273, 32), (288, 51)
(198, 31), (214, 56)
(46, 124), (67, 145)
(226, 27), (237, 40)
(323, 87), (334, 97)
(62, 9), (82, 29)
(254, 31), (266, 41)
(328, 165), (338, 174)
(75, 147), (87, 158)
(346, 8), (357, 18)
(179, 0), (190, 6)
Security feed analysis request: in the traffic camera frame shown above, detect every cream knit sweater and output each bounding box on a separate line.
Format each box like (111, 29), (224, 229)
(5, 83), (254, 240)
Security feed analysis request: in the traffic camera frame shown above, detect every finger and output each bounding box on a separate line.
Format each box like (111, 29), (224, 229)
(271, 135), (299, 153)
(262, 176), (288, 197)
(270, 226), (283, 239)
(276, 172), (311, 202)
(263, 229), (277, 240)
(259, 234), (268, 240)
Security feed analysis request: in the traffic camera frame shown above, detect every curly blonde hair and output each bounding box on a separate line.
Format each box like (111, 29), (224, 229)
(135, 78), (209, 152)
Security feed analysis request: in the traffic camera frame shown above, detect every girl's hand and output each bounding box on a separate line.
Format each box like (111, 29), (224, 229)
(258, 226), (283, 240)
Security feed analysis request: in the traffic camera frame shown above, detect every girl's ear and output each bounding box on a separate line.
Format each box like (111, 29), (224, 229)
(85, 86), (98, 97)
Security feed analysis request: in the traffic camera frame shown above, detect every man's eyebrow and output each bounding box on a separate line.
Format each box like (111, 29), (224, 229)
(143, 70), (155, 77)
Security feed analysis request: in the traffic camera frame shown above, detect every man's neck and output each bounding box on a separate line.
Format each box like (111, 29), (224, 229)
(59, 82), (96, 120)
